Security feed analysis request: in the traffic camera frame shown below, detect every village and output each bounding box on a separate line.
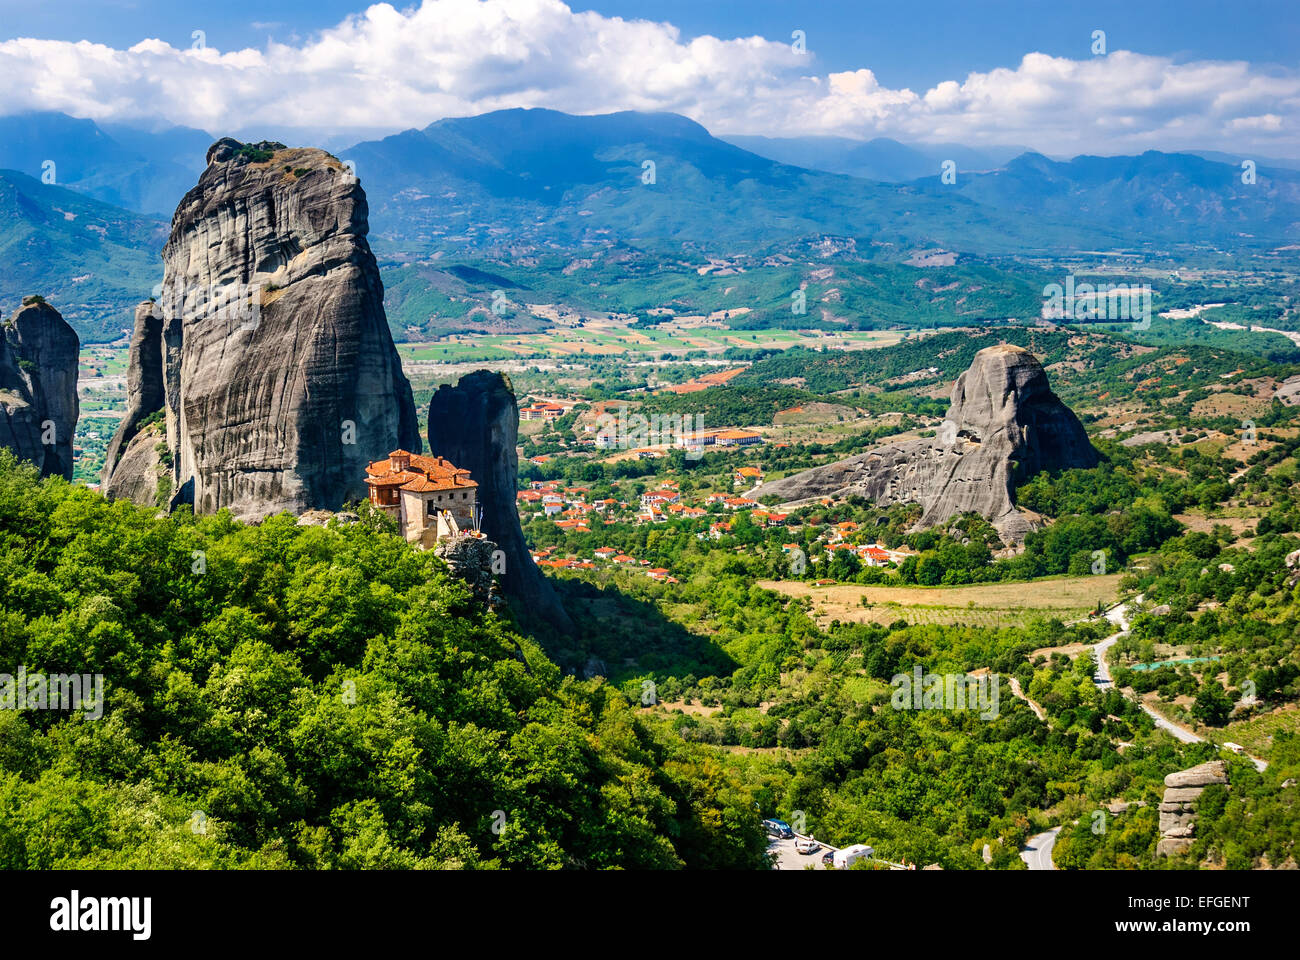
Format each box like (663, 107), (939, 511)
(516, 462), (917, 582)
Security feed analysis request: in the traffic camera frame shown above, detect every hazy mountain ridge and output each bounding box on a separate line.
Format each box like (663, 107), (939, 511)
(0, 167), (166, 341)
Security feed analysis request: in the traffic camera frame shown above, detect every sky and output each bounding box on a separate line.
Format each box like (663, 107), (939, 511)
(0, 0), (1296, 154)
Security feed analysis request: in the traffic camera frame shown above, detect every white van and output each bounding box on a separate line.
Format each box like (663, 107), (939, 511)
(832, 844), (874, 869)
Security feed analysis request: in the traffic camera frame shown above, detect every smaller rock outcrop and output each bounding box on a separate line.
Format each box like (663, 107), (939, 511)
(1157, 760), (1227, 857)
(427, 370), (573, 633)
(0, 297), (79, 479)
(752, 344), (1097, 542)
(434, 533), (501, 607)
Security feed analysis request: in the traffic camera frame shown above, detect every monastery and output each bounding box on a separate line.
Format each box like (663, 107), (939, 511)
(364, 449), (479, 548)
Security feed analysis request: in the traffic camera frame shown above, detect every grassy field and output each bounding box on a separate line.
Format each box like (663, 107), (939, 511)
(396, 321), (907, 365)
(1204, 704), (1300, 759)
(758, 574), (1124, 628)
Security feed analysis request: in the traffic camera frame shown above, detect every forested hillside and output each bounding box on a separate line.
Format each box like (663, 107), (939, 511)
(0, 453), (767, 869)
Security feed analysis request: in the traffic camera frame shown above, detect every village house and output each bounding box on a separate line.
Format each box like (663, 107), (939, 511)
(859, 545), (893, 567)
(733, 466), (764, 487)
(640, 489), (680, 509)
(365, 450), (479, 548)
(519, 401), (566, 422)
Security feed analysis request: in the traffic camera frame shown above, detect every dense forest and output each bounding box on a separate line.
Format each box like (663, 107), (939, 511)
(0, 453), (768, 869)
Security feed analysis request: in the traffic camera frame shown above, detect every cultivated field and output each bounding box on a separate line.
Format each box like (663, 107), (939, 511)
(758, 574), (1124, 628)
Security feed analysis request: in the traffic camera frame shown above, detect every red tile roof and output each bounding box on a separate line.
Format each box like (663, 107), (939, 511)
(365, 450), (477, 494)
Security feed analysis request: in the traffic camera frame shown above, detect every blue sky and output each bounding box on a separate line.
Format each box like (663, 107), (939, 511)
(0, 0), (1296, 153)
(3, 0), (1295, 84)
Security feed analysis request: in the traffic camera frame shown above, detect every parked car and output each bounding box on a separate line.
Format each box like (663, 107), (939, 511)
(795, 838), (821, 854)
(763, 818), (794, 839)
(821, 850), (835, 865)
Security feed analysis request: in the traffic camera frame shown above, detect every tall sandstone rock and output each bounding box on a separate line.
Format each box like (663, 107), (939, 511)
(103, 138), (420, 516)
(754, 344), (1097, 542)
(0, 297), (79, 479)
(427, 370), (573, 634)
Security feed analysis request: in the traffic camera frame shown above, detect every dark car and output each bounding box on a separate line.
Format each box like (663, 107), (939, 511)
(821, 850), (835, 865)
(763, 818), (794, 839)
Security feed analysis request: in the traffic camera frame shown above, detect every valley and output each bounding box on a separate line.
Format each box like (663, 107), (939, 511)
(6, 99), (1300, 880)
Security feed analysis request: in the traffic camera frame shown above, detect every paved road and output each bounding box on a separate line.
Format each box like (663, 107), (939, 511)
(767, 835), (832, 870)
(1020, 826), (1061, 870)
(1090, 598), (1268, 771)
(768, 834), (913, 870)
(1091, 597), (1136, 687)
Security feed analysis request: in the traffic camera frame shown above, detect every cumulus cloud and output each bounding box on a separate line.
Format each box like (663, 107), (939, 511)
(0, 0), (1294, 154)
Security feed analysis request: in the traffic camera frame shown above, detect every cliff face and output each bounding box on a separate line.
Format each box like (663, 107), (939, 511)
(0, 298), (79, 479)
(427, 370), (573, 633)
(754, 344), (1097, 542)
(103, 138), (420, 517)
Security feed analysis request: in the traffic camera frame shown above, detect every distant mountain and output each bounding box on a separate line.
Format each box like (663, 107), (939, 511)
(720, 135), (1025, 182)
(97, 120), (213, 176)
(0, 112), (208, 216)
(1191, 150), (1300, 173)
(912, 150), (1300, 247)
(0, 168), (166, 341)
(339, 108), (1086, 259)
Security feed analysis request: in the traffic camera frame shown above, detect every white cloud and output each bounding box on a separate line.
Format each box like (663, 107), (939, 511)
(0, 0), (1294, 154)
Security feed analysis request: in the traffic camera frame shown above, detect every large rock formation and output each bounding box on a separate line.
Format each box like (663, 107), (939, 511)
(753, 344), (1097, 542)
(427, 370), (573, 633)
(1157, 760), (1228, 857)
(103, 138), (420, 517)
(0, 297), (79, 479)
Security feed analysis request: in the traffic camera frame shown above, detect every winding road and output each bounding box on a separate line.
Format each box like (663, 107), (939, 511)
(1089, 597), (1266, 769)
(1019, 827), (1061, 871)
(1021, 596), (1267, 867)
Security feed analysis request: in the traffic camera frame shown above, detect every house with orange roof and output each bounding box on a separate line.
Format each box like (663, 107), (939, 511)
(519, 401), (566, 422)
(365, 449), (479, 548)
(860, 545), (892, 566)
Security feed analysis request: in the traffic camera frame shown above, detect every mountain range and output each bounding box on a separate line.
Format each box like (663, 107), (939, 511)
(4, 107), (1300, 341)
(720, 135), (1029, 182)
(0, 168), (166, 341)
